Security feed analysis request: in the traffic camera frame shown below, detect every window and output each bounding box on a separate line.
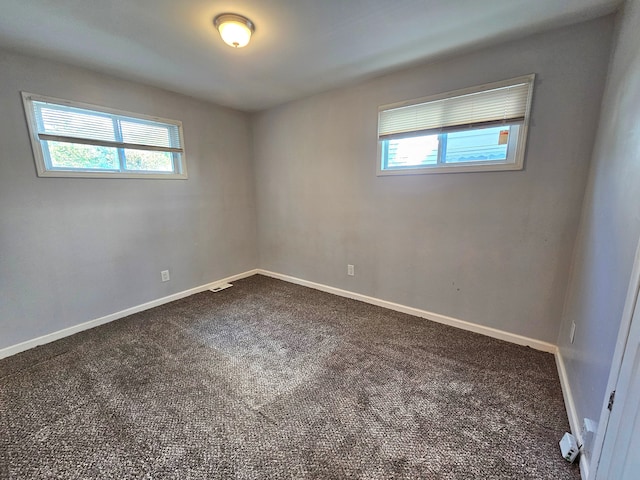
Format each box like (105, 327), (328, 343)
(377, 75), (534, 175)
(22, 92), (187, 179)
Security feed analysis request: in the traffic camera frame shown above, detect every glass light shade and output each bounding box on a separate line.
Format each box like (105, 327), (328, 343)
(214, 14), (254, 48)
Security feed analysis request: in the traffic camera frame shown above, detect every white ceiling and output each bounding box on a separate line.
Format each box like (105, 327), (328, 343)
(0, 0), (621, 111)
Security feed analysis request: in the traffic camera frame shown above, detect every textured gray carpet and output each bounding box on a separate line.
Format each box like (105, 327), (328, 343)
(0, 275), (580, 479)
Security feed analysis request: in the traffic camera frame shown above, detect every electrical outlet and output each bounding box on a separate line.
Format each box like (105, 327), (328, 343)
(570, 322), (576, 344)
(347, 264), (355, 276)
(161, 270), (170, 282)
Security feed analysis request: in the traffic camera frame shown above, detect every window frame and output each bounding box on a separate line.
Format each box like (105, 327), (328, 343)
(376, 74), (535, 176)
(380, 124), (521, 171)
(22, 92), (188, 179)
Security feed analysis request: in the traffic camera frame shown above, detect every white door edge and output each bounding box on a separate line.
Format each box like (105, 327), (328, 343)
(591, 235), (640, 478)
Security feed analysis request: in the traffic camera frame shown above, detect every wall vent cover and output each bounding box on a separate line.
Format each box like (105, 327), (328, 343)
(210, 283), (233, 293)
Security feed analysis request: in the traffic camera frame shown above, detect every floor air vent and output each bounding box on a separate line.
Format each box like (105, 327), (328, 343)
(209, 283), (233, 293)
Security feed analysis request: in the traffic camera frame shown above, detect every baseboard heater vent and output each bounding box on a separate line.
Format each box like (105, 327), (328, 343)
(210, 283), (233, 293)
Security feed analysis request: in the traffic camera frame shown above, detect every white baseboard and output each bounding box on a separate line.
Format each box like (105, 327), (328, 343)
(1, 267), (556, 357)
(0, 269), (258, 360)
(257, 269), (557, 353)
(556, 350), (588, 479)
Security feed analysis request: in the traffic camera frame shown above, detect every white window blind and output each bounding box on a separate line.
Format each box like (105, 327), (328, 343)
(31, 101), (183, 153)
(378, 75), (534, 140)
(22, 92), (188, 179)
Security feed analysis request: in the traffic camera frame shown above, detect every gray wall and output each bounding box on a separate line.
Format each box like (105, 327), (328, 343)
(0, 49), (257, 349)
(252, 17), (614, 343)
(0, 14), (622, 356)
(558, 0), (640, 464)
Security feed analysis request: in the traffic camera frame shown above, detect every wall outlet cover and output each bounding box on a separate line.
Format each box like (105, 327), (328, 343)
(570, 322), (576, 343)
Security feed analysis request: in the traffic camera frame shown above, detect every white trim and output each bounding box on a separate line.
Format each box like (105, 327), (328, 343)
(556, 351), (589, 479)
(0, 269), (258, 360)
(591, 235), (640, 479)
(31, 170), (189, 180)
(21, 91), (188, 179)
(257, 269), (557, 353)
(2, 267), (557, 357)
(376, 74), (534, 176)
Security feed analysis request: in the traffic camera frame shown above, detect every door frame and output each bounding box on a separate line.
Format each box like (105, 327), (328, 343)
(590, 236), (640, 478)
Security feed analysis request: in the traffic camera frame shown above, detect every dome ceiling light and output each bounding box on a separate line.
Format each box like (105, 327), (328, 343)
(213, 13), (255, 48)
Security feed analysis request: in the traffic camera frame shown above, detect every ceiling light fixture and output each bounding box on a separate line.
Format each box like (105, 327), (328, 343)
(213, 13), (255, 48)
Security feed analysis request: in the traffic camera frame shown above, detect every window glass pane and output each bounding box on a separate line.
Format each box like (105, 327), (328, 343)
(385, 135), (439, 168)
(46, 141), (119, 170)
(123, 149), (174, 172)
(443, 126), (509, 163)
